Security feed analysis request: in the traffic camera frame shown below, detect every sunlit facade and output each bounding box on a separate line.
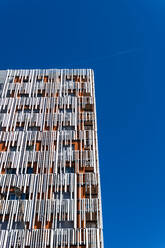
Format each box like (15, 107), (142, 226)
(0, 69), (104, 248)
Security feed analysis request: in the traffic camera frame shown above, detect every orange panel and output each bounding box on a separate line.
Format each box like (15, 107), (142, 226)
(44, 76), (48, 83)
(0, 142), (7, 151)
(36, 141), (41, 151)
(34, 221), (41, 229)
(45, 220), (52, 229)
(72, 141), (79, 150)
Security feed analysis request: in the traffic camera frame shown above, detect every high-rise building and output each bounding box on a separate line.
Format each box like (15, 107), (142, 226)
(0, 69), (104, 248)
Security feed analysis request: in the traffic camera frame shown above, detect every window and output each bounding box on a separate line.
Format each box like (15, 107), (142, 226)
(84, 121), (93, 127)
(20, 93), (29, 97)
(65, 167), (74, 173)
(16, 126), (24, 131)
(16, 109), (22, 113)
(68, 92), (75, 97)
(20, 193), (26, 200)
(54, 192), (71, 199)
(63, 192), (71, 199)
(66, 108), (72, 113)
(6, 168), (16, 174)
(84, 126), (93, 130)
(24, 109), (31, 113)
(12, 221), (25, 229)
(23, 76), (29, 83)
(28, 126), (40, 131)
(36, 76), (42, 82)
(33, 109), (40, 113)
(62, 126), (75, 131)
(6, 90), (11, 97)
(19, 167), (34, 174)
(0, 126), (6, 131)
(27, 167), (33, 174)
(26, 145), (34, 151)
(9, 193), (17, 200)
(19, 168), (25, 174)
(10, 146), (17, 151)
(9, 192), (28, 200)
(60, 108), (72, 113)
(86, 221), (97, 228)
(18, 167), (33, 174)
(57, 221), (74, 228)
(84, 104), (94, 112)
(0, 221), (8, 230)
(0, 106), (7, 113)
(37, 93), (42, 97)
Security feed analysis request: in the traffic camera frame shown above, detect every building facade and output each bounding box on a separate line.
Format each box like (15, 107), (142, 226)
(0, 69), (104, 248)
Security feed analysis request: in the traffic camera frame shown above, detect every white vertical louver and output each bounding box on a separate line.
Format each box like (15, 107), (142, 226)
(0, 69), (104, 248)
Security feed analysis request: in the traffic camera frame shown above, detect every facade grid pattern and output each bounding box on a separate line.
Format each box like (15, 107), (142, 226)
(0, 69), (104, 248)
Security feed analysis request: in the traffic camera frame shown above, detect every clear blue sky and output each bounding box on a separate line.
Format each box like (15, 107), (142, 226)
(1, 1), (165, 247)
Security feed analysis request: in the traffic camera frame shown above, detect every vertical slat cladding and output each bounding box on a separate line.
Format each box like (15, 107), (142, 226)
(0, 68), (103, 248)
